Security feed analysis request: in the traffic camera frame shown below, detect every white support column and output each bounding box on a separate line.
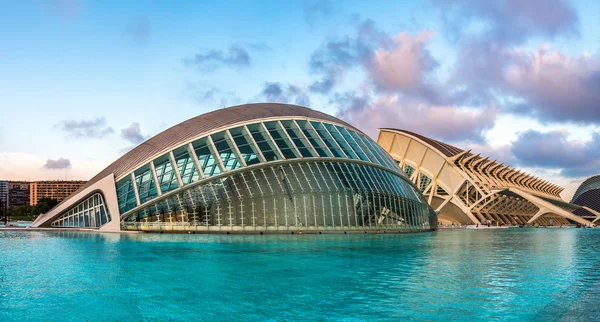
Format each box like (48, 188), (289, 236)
(207, 136), (227, 173)
(277, 120), (302, 158)
(244, 125), (267, 162)
(319, 122), (349, 159)
(435, 196), (452, 212)
(187, 142), (206, 179)
(150, 161), (162, 196)
(293, 120), (319, 157)
(169, 151), (184, 187)
(226, 129), (247, 167)
(130, 172), (141, 206)
(528, 209), (546, 224)
(261, 122), (287, 159)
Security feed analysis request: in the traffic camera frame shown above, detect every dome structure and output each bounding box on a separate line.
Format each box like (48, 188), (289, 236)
(572, 175), (600, 219)
(32, 103), (437, 233)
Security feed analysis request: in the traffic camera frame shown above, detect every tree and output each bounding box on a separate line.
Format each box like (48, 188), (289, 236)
(35, 198), (59, 215)
(8, 205), (36, 218)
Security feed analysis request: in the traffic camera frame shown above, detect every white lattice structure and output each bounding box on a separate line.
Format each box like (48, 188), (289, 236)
(377, 128), (599, 226)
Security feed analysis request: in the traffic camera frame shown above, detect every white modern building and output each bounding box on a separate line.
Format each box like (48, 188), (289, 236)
(32, 104), (437, 233)
(377, 128), (599, 226)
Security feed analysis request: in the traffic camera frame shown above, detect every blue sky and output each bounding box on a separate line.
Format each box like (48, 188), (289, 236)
(0, 0), (599, 199)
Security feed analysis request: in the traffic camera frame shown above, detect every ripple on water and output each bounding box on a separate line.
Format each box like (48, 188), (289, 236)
(1, 229), (600, 321)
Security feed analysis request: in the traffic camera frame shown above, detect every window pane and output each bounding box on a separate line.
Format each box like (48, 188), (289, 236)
(192, 137), (223, 177)
(335, 126), (369, 161)
(263, 121), (300, 159)
(323, 123), (358, 159)
(247, 123), (282, 161)
(134, 164), (159, 204)
(229, 127), (263, 166)
(51, 193), (110, 228)
(153, 154), (179, 193)
(310, 121), (345, 158)
(295, 120), (332, 157)
(116, 176), (137, 214)
(211, 131), (242, 171)
(173, 146), (200, 185)
(280, 120), (316, 158)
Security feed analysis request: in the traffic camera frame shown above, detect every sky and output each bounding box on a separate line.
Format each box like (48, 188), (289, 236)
(0, 0), (599, 200)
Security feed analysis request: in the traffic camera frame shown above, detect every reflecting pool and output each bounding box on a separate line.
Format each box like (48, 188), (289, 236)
(1, 229), (599, 321)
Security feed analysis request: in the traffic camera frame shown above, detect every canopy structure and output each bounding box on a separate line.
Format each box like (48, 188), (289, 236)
(377, 128), (596, 227)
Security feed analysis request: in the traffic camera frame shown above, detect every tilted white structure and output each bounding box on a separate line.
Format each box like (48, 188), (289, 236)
(377, 128), (599, 226)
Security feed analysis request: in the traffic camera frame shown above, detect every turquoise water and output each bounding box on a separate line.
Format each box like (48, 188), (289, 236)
(1, 229), (599, 321)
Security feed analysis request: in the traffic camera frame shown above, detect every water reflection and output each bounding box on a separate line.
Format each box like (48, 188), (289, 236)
(1, 229), (599, 321)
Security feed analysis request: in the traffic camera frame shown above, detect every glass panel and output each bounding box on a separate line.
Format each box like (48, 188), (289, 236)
(229, 127), (263, 166)
(323, 123), (357, 159)
(295, 120), (332, 157)
(335, 126), (369, 161)
(135, 165), (159, 204)
(116, 176), (137, 214)
(119, 161), (434, 232)
(280, 120), (316, 158)
(211, 131), (242, 171)
(192, 137), (223, 177)
(153, 154), (180, 193)
(173, 146), (200, 185)
(247, 123), (282, 162)
(310, 121), (345, 158)
(403, 164), (416, 178)
(419, 173), (432, 192)
(50, 193), (110, 228)
(263, 121), (300, 159)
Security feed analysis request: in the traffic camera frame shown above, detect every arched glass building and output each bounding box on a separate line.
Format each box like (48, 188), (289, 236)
(32, 103), (437, 233)
(572, 175), (600, 220)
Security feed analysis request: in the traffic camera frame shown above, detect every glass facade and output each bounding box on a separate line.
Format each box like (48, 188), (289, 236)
(51, 193), (110, 228)
(113, 117), (435, 232)
(122, 161), (435, 232)
(153, 154), (179, 194)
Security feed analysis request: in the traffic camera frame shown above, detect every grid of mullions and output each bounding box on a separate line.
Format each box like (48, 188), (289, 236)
(51, 193), (111, 228)
(122, 161), (434, 231)
(116, 118), (406, 213)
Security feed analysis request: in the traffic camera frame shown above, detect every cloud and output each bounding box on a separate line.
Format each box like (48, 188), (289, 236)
(462, 143), (517, 166)
(450, 43), (600, 124)
(183, 45), (251, 71)
(128, 15), (151, 44)
(335, 92), (497, 142)
(44, 158), (71, 170)
(504, 47), (600, 123)
(308, 19), (386, 94)
(368, 31), (438, 95)
(260, 82), (311, 107)
(511, 130), (600, 177)
(434, 0), (578, 44)
(0, 152), (102, 181)
(121, 123), (149, 145)
(56, 117), (114, 139)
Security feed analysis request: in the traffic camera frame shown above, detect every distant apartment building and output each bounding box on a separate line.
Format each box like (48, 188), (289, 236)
(7, 181), (30, 207)
(29, 181), (86, 205)
(0, 180), (7, 208)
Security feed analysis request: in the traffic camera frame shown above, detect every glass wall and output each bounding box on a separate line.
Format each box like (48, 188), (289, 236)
(51, 193), (110, 228)
(153, 154), (179, 194)
(116, 176), (137, 214)
(115, 118), (410, 216)
(122, 161), (436, 232)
